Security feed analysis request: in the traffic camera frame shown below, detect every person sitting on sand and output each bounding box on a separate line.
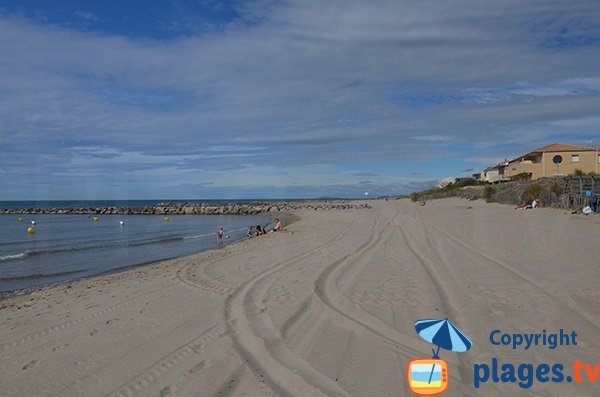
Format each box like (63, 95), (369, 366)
(255, 225), (264, 236)
(247, 226), (254, 238)
(273, 218), (284, 232)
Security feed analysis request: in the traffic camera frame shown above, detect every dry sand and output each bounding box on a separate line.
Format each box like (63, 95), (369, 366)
(1, 199), (598, 396)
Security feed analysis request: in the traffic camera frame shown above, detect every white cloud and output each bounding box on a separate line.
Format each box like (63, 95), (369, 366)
(1, 0), (600, 198)
(410, 135), (453, 142)
(74, 11), (99, 22)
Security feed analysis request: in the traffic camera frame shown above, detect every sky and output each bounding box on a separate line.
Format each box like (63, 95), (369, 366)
(1, 0), (600, 200)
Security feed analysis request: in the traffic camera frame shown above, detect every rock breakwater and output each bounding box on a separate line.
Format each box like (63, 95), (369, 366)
(0, 200), (371, 215)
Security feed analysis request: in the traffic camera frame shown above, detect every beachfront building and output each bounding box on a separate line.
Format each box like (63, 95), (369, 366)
(481, 161), (510, 183)
(504, 143), (600, 181)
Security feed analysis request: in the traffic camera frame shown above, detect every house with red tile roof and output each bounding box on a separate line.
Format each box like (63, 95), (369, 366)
(504, 143), (599, 181)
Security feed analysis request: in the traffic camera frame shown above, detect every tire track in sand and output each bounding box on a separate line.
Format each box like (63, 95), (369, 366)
(304, 211), (426, 397)
(310, 211), (426, 359)
(0, 283), (179, 353)
(175, 234), (313, 296)
(109, 242), (302, 397)
(414, 209), (600, 333)
(398, 209), (515, 396)
(304, 205), (483, 395)
(224, 216), (360, 397)
(105, 323), (227, 397)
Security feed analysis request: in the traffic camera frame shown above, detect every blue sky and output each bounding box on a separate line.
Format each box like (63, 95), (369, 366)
(1, 0), (600, 200)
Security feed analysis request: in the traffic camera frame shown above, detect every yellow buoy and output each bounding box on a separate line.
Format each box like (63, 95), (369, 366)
(93, 216), (100, 222)
(163, 217), (170, 222)
(18, 217), (23, 222)
(27, 226), (35, 234)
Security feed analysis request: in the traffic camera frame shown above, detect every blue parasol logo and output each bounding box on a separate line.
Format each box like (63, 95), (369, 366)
(408, 318), (473, 396)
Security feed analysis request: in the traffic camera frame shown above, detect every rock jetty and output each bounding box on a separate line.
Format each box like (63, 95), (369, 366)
(0, 200), (371, 216)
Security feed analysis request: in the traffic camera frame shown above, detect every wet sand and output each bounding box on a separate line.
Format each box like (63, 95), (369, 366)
(1, 199), (598, 396)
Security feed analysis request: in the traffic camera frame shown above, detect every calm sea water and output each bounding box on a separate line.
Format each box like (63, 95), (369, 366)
(0, 214), (272, 292)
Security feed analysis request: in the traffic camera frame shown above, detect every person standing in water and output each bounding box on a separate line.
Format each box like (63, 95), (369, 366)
(217, 227), (224, 244)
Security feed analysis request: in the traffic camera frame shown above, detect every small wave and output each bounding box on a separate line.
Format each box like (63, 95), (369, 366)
(0, 252), (29, 262)
(183, 226), (247, 240)
(184, 233), (214, 240)
(0, 235), (188, 262)
(0, 269), (82, 282)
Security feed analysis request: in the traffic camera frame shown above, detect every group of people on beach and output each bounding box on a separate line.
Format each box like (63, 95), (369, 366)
(216, 218), (285, 244)
(516, 198), (539, 209)
(246, 218), (285, 239)
(247, 225), (265, 238)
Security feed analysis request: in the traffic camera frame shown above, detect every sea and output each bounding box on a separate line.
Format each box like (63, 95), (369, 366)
(0, 200), (273, 292)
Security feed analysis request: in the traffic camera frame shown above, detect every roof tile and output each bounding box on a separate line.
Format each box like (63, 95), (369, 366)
(534, 143), (595, 152)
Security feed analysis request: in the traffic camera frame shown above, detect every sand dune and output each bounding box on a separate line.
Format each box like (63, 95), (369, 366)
(1, 199), (598, 396)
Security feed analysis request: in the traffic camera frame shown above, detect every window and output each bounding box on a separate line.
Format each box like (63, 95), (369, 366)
(552, 155), (563, 164)
(571, 154), (580, 163)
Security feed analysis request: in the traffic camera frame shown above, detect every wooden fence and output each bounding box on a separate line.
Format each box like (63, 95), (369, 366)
(562, 176), (600, 209)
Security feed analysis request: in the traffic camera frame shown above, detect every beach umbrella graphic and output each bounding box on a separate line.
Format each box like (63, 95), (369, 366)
(414, 318), (472, 383)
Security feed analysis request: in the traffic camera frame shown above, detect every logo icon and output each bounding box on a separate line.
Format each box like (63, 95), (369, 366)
(407, 358), (449, 395)
(408, 318), (472, 396)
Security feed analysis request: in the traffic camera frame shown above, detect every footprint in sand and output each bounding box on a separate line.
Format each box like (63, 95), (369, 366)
(22, 360), (39, 370)
(189, 360), (208, 374)
(90, 329), (99, 336)
(160, 385), (175, 396)
(52, 343), (70, 352)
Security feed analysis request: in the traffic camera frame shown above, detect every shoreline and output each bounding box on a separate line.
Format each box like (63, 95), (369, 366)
(0, 212), (299, 300)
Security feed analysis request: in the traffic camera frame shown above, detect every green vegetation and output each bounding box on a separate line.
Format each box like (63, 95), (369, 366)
(521, 183), (544, 201)
(570, 169), (597, 177)
(420, 183), (462, 196)
(409, 178), (485, 202)
(550, 181), (563, 196)
(483, 185), (496, 202)
(407, 176), (594, 209)
(454, 178), (482, 187)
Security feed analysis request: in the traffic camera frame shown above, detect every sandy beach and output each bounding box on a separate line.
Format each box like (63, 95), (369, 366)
(1, 198), (599, 397)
